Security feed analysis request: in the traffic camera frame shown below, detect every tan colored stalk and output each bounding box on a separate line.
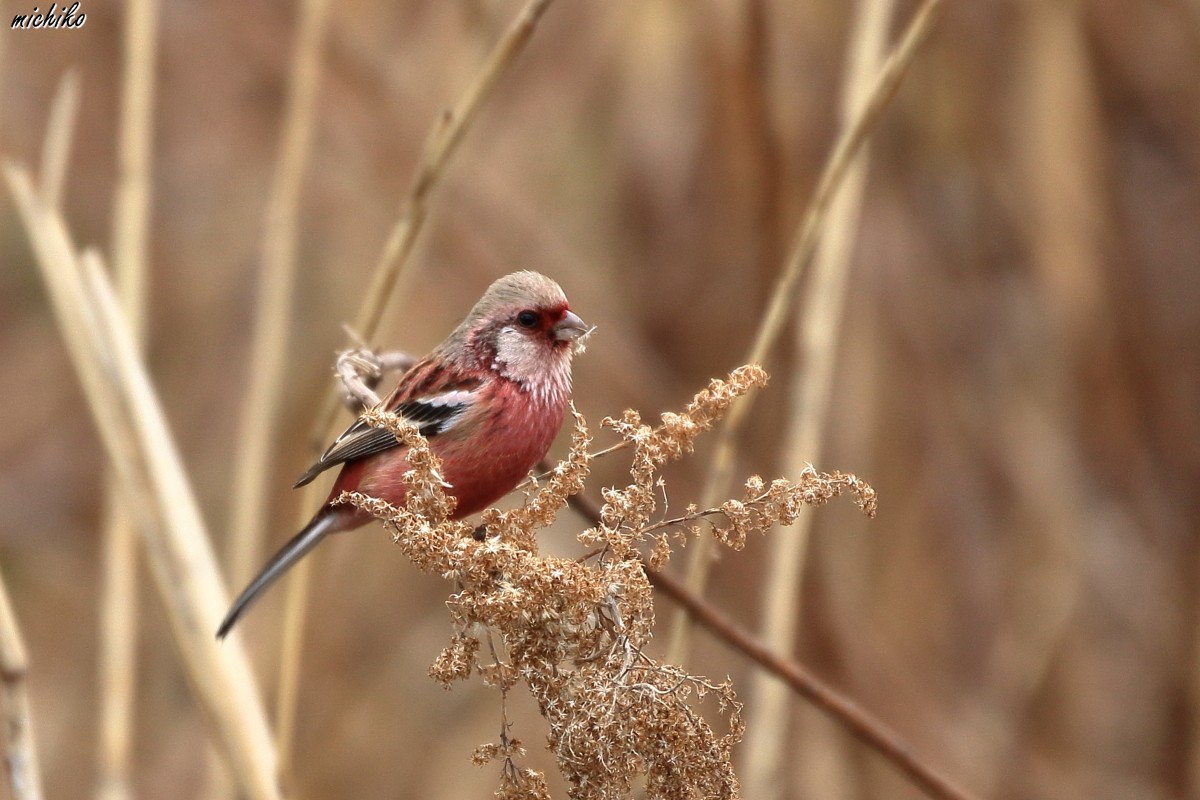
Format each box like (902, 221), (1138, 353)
(226, 0), (330, 599)
(668, 0), (944, 665)
(272, 0), (557, 769)
(96, 498), (138, 800)
(5, 166), (281, 800)
(220, 0), (330, 787)
(37, 70), (78, 210)
(306, 0), (556, 444)
(740, 0), (894, 796)
(97, 1), (158, 797)
(272, 513), (313, 780)
(110, 0), (156, 335)
(964, 5), (1096, 796)
(0, 569), (43, 800)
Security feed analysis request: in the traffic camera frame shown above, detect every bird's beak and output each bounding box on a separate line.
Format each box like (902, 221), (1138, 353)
(553, 310), (589, 342)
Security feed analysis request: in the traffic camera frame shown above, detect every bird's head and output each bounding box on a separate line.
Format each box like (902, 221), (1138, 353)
(450, 271), (589, 399)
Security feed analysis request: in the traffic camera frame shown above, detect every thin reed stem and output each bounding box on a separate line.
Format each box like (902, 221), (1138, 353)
(5, 167), (281, 800)
(97, 1), (158, 796)
(37, 70), (77, 211)
(306, 0), (556, 448)
(219, 0), (331, 780)
(96, 498), (137, 800)
(669, 0), (945, 663)
(273, 0), (557, 768)
(273, 535), (313, 780)
(0, 569), (44, 800)
(226, 0), (330, 594)
(741, 0), (895, 794)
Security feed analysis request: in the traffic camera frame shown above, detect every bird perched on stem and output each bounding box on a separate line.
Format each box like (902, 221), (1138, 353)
(217, 271), (588, 638)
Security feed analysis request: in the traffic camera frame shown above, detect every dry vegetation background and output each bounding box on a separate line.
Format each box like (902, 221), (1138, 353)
(1, 0), (1199, 798)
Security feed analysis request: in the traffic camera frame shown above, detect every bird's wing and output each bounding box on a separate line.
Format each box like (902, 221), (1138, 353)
(293, 381), (481, 488)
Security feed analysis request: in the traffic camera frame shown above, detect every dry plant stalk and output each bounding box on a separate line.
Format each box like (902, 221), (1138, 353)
(229, 0), (330, 785)
(742, 0), (895, 794)
(671, 0), (945, 660)
(37, 70), (78, 211)
(333, 366), (874, 799)
(226, 0), (329, 589)
(0, 570), (43, 800)
(4, 166), (281, 800)
(276, 0), (556, 765)
(308, 0), (556, 445)
(100, 0), (159, 793)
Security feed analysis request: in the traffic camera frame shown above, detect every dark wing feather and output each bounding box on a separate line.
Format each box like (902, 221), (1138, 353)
(293, 389), (476, 488)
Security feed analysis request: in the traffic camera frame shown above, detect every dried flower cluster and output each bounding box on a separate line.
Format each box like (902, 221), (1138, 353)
(643, 469), (878, 564)
(337, 365), (875, 800)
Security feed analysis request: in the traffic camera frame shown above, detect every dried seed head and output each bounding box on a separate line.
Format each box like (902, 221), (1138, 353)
(341, 366), (872, 799)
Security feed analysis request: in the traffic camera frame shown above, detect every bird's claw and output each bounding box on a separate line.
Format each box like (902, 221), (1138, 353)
(335, 341), (418, 411)
(336, 348), (385, 409)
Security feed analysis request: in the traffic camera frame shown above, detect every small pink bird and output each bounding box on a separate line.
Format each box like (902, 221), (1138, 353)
(217, 271), (587, 637)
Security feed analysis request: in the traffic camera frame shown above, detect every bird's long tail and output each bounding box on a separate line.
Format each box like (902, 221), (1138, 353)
(216, 509), (342, 639)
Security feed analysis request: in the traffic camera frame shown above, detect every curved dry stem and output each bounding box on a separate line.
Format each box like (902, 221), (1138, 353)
(562, 488), (976, 800)
(305, 0), (557, 448)
(669, 0), (946, 664)
(741, 0), (897, 794)
(274, 0), (557, 770)
(645, 564), (978, 800)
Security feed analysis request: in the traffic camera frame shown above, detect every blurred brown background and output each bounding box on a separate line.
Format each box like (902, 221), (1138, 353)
(2, 0), (1199, 798)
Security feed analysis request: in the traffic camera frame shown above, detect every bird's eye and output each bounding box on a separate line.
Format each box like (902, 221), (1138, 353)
(517, 310), (539, 329)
